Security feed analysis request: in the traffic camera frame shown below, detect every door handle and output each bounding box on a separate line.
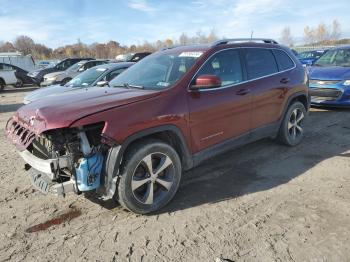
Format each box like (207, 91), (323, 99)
(280, 78), (290, 84)
(236, 89), (250, 96)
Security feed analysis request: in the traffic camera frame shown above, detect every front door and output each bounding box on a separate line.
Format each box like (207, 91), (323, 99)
(188, 49), (252, 153)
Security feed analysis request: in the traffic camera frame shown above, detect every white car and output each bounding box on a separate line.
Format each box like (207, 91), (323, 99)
(0, 67), (17, 90)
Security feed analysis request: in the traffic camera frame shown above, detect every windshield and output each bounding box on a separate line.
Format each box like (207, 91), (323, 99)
(65, 67), (107, 87)
(109, 50), (203, 89)
(315, 49), (350, 67)
(67, 62), (84, 72)
(298, 51), (323, 59)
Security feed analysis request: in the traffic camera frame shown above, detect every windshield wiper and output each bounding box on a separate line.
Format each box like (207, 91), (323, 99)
(113, 83), (144, 89)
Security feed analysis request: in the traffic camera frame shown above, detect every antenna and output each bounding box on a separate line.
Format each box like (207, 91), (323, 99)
(250, 31), (254, 40)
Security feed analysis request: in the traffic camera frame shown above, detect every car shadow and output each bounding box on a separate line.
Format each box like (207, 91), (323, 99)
(0, 103), (24, 113)
(87, 108), (350, 215)
(1, 86), (38, 93)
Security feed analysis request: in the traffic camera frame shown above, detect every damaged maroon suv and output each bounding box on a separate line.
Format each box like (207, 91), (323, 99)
(5, 39), (309, 214)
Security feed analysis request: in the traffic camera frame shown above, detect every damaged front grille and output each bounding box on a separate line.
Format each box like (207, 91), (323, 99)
(5, 117), (37, 151)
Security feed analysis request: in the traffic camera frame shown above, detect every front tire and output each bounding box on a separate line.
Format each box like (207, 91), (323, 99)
(117, 140), (181, 214)
(61, 78), (71, 85)
(277, 101), (306, 146)
(0, 79), (5, 91)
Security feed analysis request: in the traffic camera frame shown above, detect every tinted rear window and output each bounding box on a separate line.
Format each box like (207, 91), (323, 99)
(244, 48), (278, 79)
(273, 49), (295, 71)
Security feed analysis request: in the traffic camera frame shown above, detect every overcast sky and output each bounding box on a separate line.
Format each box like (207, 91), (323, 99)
(0, 0), (349, 47)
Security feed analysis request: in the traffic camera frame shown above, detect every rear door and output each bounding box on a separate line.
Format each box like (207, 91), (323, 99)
(188, 49), (252, 152)
(242, 48), (287, 130)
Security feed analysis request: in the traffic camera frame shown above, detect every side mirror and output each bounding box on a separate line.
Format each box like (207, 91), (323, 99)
(78, 67), (85, 72)
(190, 75), (221, 90)
(96, 80), (108, 87)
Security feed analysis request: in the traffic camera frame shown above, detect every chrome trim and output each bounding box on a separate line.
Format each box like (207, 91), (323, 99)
(188, 47), (297, 92)
(19, 150), (70, 180)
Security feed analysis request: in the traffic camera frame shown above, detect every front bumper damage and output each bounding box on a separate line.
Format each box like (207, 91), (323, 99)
(19, 149), (77, 196)
(6, 116), (120, 199)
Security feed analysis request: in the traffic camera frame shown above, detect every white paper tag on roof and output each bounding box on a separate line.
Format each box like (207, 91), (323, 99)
(179, 52), (203, 58)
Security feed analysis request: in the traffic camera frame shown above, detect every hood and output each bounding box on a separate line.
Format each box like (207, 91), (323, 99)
(29, 67), (57, 78)
(309, 66), (350, 80)
(44, 71), (64, 78)
(15, 86), (161, 134)
(23, 84), (73, 104)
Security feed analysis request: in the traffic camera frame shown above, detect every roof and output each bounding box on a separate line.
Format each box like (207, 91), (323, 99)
(92, 62), (135, 70)
(331, 45), (350, 50)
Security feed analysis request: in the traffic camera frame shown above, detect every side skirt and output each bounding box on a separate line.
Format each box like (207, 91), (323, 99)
(192, 122), (279, 167)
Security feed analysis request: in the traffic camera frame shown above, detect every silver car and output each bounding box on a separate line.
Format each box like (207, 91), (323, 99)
(23, 62), (134, 104)
(41, 59), (109, 86)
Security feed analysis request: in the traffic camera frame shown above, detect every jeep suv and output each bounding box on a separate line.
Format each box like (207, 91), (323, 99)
(5, 39), (309, 214)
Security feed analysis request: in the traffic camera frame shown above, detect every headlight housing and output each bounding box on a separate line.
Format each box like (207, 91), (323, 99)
(343, 80), (350, 86)
(45, 76), (57, 82)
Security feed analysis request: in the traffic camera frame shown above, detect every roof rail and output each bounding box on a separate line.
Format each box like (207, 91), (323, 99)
(211, 38), (278, 47)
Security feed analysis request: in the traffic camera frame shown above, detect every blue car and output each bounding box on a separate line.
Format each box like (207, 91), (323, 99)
(308, 46), (350, 107)
(297, 50), (327, 66)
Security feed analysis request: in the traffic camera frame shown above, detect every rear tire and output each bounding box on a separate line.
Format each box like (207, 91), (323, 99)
(277, 101), (307, 146)
(116, 139), (181, 214)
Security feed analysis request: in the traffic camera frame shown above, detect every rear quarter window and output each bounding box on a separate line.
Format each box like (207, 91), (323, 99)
(244, 48), (278, 80)
(273, 49), (295, 71)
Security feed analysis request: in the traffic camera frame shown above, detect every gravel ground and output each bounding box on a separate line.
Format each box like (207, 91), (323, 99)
(1, 89), (350, 262)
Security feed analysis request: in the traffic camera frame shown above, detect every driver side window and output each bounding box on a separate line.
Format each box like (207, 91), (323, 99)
(196, 49), (243, 87)
(104, 68), (125, 81)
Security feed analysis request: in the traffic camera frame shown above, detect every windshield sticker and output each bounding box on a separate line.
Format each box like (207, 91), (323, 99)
(96, 68), (107, 71)
(156, 82), (170, 87)
(179, 51), (203, 58)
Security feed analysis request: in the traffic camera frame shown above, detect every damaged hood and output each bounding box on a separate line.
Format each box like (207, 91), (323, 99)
(14, 86), (161, 134)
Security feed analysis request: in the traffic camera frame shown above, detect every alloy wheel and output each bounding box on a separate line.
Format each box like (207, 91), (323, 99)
(131, 152), (175, 205)
(288, 108), (304, 140)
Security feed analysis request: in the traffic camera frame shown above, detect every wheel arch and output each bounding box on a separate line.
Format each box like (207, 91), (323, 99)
(103, 125), (193, 199)
(120, 125), (193, 171)
(278, 91), (309, 129)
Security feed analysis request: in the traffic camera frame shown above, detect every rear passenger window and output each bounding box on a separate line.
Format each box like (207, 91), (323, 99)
(196, 49), (243, 87)
(244, 48), (278, 79)
(273, 49), (295, 71)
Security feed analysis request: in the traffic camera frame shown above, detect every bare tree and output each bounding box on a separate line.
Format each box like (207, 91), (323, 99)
(330, 19), (341, 41)
(14, 35), (35, 55)
(315, 23), (329, 43)
(280, 27), (294, 46)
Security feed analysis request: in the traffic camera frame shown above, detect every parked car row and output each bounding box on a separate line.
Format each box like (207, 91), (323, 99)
(4, 39), (350, 214)
(0, 52), (150, 90)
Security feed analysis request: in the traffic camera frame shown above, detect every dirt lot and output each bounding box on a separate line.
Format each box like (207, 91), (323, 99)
(1, 88), (350, 262)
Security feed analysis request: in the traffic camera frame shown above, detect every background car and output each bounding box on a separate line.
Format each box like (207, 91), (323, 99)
(27, 57), (93, 85)
(297, 50), (327, 66)
(115, 52), (151, 62)
(23, 62), (134, 104)
(0, 65), (17, 90)
(308, 46), (350, 107)
(41, 59), (108, 86)
(0, 63), (35, 87)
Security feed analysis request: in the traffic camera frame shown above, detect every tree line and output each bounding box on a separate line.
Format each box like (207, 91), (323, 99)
(0, 22), (347, 59)
(280, 19), (346, 47)
(0, 30), (218, 60)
